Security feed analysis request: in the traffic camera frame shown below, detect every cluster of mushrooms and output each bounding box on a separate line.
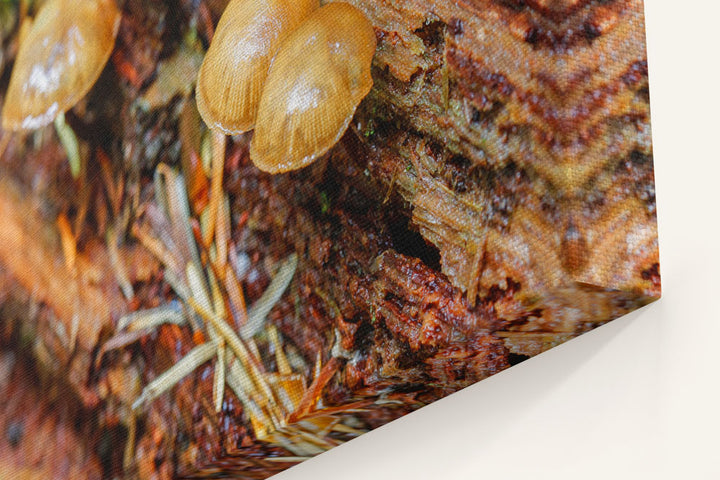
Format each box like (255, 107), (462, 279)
(198, 0), (376, 173)
(1, 0), (377, 174)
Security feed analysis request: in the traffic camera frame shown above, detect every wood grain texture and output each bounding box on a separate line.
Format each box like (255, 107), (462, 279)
(343, 0), (658, 314)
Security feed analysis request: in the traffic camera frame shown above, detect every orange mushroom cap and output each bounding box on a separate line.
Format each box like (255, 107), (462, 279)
(195, 0), (319, 135)
(250, 2), (376, 174)
(1, 0), (121, 131)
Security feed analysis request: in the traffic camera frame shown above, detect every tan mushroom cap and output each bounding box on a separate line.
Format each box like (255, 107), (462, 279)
(250, 2), (376, 174)
(1, 0), (121, 131)
(196, 0), (319, 135)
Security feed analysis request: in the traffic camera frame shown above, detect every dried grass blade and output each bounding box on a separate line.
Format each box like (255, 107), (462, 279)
(297, 416), (339, 438)
(155, 164), (202, 272)
(209, 268), (226, 319)
(224, 266), (248, 329)
(187, 262), (218, 340)
(283, 432), (330, 455)
(261, 429), (310, 456)
(202, 131), (226, 247)
(54, 113), (82, 178)
(187, 297), (276, 411)
(170, 171), (203, 270)
(116, 301), (185, 332)
(331, 423), (365, 436)
(132, 340), (217, 410)
(246, 337), (262, 370)
(304, 400), (373, 417)
(143, 203), (182, 257)
(225, 355), (255, 403)
(213, 340), (226, 413)
(186, 262), (212, 315)
(200, 208), (212, 252)
(295, 428), (338, 450)
(131, 222), (182, 277)
(313, 351), (322, 381)
(215, 194), (231, 272)
(165, 271), (194, 307)
(241, 253), (298, 339)
(96, 328), (153, 368)
(225, 359), (273, 437)
(268, 325), (291, 376)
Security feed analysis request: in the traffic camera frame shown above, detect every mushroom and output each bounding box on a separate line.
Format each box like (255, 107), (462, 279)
(195, 0), (318, 246)
(195, 0), (319, 134)
(1, 0), (122, 131)
(250, 2), (376, 173)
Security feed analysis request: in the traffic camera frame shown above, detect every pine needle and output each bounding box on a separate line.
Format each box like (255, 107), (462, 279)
(213, 340), (226, 413)
(187, 297), (277, 413)
(116, 301), (185, 332)
(268, 325), (291, 376)
(203, 131), (226, 246)
(132, 340), (218, 411)
(54, 113), (82, 178)
(241, 253), (298, 339)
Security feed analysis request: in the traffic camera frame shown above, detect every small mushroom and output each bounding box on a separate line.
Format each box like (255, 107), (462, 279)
(195, 0), (319, 134)
(250, 2), (376, 174)
(1, 0), (122, 131)
(195, 0), (318, 245)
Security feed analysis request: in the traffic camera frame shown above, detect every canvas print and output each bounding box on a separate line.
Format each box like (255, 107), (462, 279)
(0, 0), (659, 477)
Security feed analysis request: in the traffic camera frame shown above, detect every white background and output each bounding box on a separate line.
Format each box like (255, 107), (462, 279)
(278, 1), (720, 478)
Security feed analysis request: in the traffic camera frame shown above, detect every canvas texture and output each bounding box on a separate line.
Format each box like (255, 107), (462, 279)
(0, 0), (659, 478)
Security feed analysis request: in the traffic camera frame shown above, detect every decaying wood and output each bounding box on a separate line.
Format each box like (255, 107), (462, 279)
(347, 0), (658, 304)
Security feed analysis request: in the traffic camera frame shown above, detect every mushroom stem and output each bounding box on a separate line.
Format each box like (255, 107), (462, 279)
(203, 130), (226, 247)
(19, 0), (29, 24)
(54, 113), (82, 179)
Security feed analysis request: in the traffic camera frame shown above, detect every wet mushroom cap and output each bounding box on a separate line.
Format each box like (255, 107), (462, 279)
(195, 0), (319, 135)
(250, 2), (376, 174)
(1, 0), (121, 131)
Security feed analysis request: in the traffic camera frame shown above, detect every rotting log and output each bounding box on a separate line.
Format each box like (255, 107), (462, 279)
(346, 0), (658, 302)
